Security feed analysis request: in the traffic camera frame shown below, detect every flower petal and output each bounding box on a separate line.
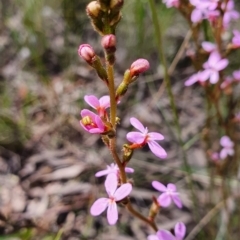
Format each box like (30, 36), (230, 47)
(105, 173), (118, 196)
(167, 183), (177, 192)
(130, 117), (146, 133)
(174, 222), (186, 240)
(127, 132), (145, 144)
(209, 71), (219, 84)
(152, 181), (167, 192)
(90, 198), (108, 216)
(158, 193), (171, 207)
(84, 95), (99, 109)
(172, 193), (183, 208)
(148, 132), (164, 140)
(148, 141), (167, 159)
(147, 234), (159, 240)
(220, 149), (228, 159)
(157, 230), (175, 240)
(107, 201), (118, 225)
(99, 95), (110, 109)
(95, 169), (111, 177)
(114, 183), (132, 201)
(215, 59), (229, 71)
(125, 167), (135, 173)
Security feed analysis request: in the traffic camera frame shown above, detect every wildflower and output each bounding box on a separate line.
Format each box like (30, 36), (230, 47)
(129, 59), (150, 77)
(222, 0), (239, 28)
(127, 117), (167, 159)
(232, 30), (240, 48)
(233, 70), (240, 82)
(80, 109), (105, 133)
(90, 173), (132, 225)
(219, 136), (234, 159)
(78, 44), (96, 64)
(84, 95), (110, 117)
(152, 181), (182, 208)
(200, 52), (228, 84)
(148, 222), (186, 240)
(95, 163), (134, 178)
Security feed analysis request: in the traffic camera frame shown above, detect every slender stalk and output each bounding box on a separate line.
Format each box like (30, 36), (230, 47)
(148, 0), (198, 219)
(126, 201), (158, 231)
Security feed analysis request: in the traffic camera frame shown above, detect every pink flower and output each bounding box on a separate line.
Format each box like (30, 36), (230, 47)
(78, 44), (96, 63)
(232, 30), (240, 48)
(200, 52), (228, 84)
(148, 222), (186, 240)
(95, 163), (134, 178)
(84, 95), (110, 117)
(162, 0), (180, 8)
(219, 136), (234, 159)
(90, 173), (132, 225)
(222, 0), (239, 28)
(130, 59), (150, 77)
(152, 181), (182, 208)
(127, 117), (167, 159)
(80, 109), (105, 133)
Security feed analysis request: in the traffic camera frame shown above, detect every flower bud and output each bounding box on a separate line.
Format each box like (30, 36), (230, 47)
(110, 0), (124, 11)
(86, 1), (102, 18)
(101, 34), (116, 50)
(130, 59), (150, 77)
(78, 44), (96, 64)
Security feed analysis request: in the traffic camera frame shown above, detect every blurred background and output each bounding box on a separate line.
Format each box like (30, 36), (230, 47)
(0, 0), (240, 239)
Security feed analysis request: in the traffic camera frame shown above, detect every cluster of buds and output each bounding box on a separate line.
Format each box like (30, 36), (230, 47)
(86, 0), (124, 35)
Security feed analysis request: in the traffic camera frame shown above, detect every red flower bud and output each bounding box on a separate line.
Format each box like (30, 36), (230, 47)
(129, 59), (150, 77)
(78, 44), (96, 63)
(101, 34), (116, 50)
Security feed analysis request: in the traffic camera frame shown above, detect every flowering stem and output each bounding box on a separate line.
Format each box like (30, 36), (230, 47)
(106, 62), (117, 127)
(126, 201), (158, 231)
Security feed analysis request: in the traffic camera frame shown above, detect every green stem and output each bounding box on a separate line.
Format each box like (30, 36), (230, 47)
(148, 0), (198, 220)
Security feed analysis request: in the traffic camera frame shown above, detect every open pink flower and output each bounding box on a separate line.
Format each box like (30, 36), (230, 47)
(219, 136), (234, 159)
(84, 95), (110, 117)
(95, 163), (134, 178)
(126, 117), (167, 159)
(222, 0), (239, 28)
(148, 222), (186, 240)
(152, 181), (182, 208)
(90, 173), (132, 225)
(80, 109), (105, 133)
(200, 52), (228, 84)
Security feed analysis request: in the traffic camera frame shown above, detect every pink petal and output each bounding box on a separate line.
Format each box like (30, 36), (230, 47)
(158, 193), (171, 207)
(220, 149), (228, 159)
(147, 234), (159, 240)
(215, 59), (229, 71)
(90, 198), (108, 216)
(220, 136), (233, 147)
(227, 148), (234, 156)
(148, 132), (164, 140)
(114, 183), (132, 201)
(199, 69), (211, 81)
(84, 95), (99, 109)
(208, 52), (221, 67)
(105, 173), (118, 196)
(172, 193), (183, 208)
(209, 71), (219, 84)
(125, 167), (135, 173)
(95, 169), (112, 177)
(99, 95), (110, 109)
(127, 132), (145, 144)
(152, 181), (167, 192)
(185, 74), (199, 86)
(167, 183), (177, 191)
(148, 141), (167, 159)
(175, 222), (186, 239)
(202, 41), (216, 52)
(107, 202), (118, 225)
(157, 230), (175, 240)
(80, 109), (96, 119)
(130, 117), (146, 133)
(191, 9), (203, 23)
